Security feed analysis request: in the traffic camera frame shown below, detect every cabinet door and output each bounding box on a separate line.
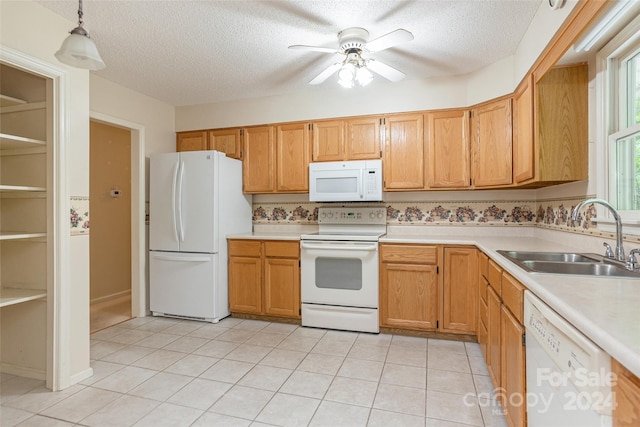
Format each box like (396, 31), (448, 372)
(612, 359), (640, 427)
(426, 110), (470, 188)
(383, 113), (425, 190)
(264, 257), (300, 318)
(243, 126), (275, 193)
(487, 285), (501, 391)
(501, 305), (525, 427)
(347, 116), (382, 160)
(276, 123), (310, 192)
(472, 98), (513, 187)
(176, 131), (207, 152)
(311, 120), (344, 162)
(380, 262), (438, 331)
(209, 128), (242, 160)
(228, 256), (262, 314)
(513, 75), (534, 183)
(441, 247), (477, 334)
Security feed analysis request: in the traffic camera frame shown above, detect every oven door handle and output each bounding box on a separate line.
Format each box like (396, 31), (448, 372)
(300, 241), (378, 251)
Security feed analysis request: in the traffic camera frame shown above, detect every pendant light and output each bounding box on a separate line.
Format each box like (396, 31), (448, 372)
(55, 0), (105, 70)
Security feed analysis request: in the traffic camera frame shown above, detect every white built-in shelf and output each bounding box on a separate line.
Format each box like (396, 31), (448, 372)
(0, 185), (46, 192)
(0, 231), (47, 241)
(0, 133), (47, 150)
(0, 94), (27, 108)
(0, 287), (47, 308)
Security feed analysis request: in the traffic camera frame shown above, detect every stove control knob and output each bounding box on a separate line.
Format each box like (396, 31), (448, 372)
(369, 211), (376, 219)
(377, 211), (384, 219)
(320, 212), (326, 219)
(327, 212), (334, 219)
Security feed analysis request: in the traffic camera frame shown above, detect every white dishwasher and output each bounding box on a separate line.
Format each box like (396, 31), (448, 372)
(524, 291), (613, 427)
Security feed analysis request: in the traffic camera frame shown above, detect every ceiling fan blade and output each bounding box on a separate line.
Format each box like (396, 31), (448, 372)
(289, 45), (339, 54)
(366, 60), (406, 82)
(309, 62), (342, 85)
(365, 29), (414, 53)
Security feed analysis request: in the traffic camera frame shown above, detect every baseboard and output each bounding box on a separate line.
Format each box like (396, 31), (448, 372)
(0, 362), (46, 380)
(90, 289), (131, 305)
(69, 366), (94, 386)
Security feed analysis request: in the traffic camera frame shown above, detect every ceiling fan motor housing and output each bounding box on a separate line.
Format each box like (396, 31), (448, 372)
(338, 27), (369, 51)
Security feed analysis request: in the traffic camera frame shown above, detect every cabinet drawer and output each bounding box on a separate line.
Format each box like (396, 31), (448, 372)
(479, 252), (489, 279)
(228, 240), (261, 257)
(501, 272), (525, 323)
(264, 241), (299, 258)
(479, 295), (488, 328)
(488, 259), (502, 295)
(381, 244), (438, 264)
(479, 277), (488, 304)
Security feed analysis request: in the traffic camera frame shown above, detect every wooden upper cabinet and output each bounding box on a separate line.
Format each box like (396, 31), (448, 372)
(426, 110), (471, 189)
(176, 131), (208, 152)
(209, 128), (242, 160)
(513, 75), (534, 183)
(276, 123), (310, 192)
(471, 98), (513, 188)
(242, 126), (275, 193)
(311, 120), (345, 162)
(346, 116), (382, 160)
(383, 113), (425, 190)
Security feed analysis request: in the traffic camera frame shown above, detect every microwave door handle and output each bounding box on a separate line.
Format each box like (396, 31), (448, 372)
(360, 168), (365, 199)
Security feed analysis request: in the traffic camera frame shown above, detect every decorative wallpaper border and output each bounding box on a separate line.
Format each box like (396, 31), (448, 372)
(70, 196), (90, 236)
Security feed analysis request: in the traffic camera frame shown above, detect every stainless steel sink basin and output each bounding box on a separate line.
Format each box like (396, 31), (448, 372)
(496, 250), (640, 278)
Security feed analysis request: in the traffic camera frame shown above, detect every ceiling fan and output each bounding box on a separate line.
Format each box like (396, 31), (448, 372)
(289, 27), (414, 87)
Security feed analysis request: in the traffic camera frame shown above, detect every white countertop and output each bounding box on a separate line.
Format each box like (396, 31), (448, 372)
(226, 228), (640, 377)
(382, 231), (640, 378)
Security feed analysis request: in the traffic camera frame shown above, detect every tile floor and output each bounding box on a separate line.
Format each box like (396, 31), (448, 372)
(1, 317), (508, 427)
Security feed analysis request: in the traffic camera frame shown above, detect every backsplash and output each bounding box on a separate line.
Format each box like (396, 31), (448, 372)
(70, 196), (90, 236)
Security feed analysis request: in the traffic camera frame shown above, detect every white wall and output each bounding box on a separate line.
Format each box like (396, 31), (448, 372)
(1, 0), (91, 388)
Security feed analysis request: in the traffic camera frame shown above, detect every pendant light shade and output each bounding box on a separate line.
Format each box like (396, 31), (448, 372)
(55, 0), (105, 70)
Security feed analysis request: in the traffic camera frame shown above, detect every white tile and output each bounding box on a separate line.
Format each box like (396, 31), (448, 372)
(80, 394), (158, 427)
(347, 342), (389, 362)
(308, 400), (370, 427)
(135, 333), (181, 349)
(135, 318), (180, 332)
(91, 365), (156, 393)
(188, 324), (229, 339)
(427, 369), (476, 396)
(133, 402), (204, 427)
(200, 359), (254, 384)
(355, 333), (392, 347)
(90, 326), (128, 341)
(323, 330), (359, 343)
(259, 348), (307, 369)
(162, 336), (209, 353)
(118, 317), (155, 329)
(310, 338), (353, 357)
(324, 376), (378, 407)
(132, 349), (186, 371)
(89, 340), (126, 359)
(40, 387), (121, 423)
(469, 356), (490, 376)
(217, 317), (245, 328)
(80, 360), (125, 386)
(164, 354), (219, 377)
(167, 378), (231, 410)
(277, 335), (321, 353)
(255, 393), (320, 427)
(427, 350), (470, 373)
(15, 414), (76, 426)
(107, 329), (155, 345)
(297, 353), (344, 376)
(216, 329), (257, 343)
(244, 332), (287, 348)
(224, 344), (272, 363)
(426, 390), (483, 426)
(237, 365), (293, 391)
(232, 319), (270, 331)
(429, 339), (467, 355)
(373, 383), (426, 417)
(425, 418), (473, 427)
(1, 406), (33, 426)
(193, 340), (239, 358)
(280, 371), (333, 399)
(386, 346), (427, 367)
(128, 372), (193, 401)
(368, 409), (425, 427)
(337, 358), (383, 381)
(162, 321), (205, 336)
(191, 412), (250, 427)
(391, 335), (428, 350)
(261, 323), (298, 335)
(380, 363), (427, 389)
(5, 384), (85, 413)
(290, 327), (326, 339)
(473, 373), (496, 397)
(209, 385), (273, 420)
(99, 345), (155, 365)
(0, 376), (44, 404)
(465, 342), (484, 358)
(478, 396), (509, 427)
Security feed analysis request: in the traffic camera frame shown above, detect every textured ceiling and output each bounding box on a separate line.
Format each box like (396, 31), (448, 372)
(38, 0), (542, 107)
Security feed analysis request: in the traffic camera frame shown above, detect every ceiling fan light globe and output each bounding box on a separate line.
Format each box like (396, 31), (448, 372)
(356, 67), (374, 86)
(338, 65), (355, 87)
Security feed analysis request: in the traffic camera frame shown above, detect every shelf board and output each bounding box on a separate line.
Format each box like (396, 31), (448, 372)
(0, 185), (46, 192)
(0, 133), (47, 150)
(0, 287), (47, 308)
(0, 94), (27, 108)
(0, 231), (47, 241)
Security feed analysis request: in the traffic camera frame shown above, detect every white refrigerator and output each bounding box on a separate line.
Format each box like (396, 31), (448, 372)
(149, 150), (252, 322)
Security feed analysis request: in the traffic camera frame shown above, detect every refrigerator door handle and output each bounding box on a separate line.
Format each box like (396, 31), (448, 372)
(171, 161), (179, 243)
(177, 161), (185, 242)
(151, 253), (211, 263)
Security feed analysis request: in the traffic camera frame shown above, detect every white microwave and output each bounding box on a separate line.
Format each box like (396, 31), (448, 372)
(309, 159), (383, 202)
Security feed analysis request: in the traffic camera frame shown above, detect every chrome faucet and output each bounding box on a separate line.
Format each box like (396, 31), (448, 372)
(628, 249), (640, 271)
(571, 198), (625, 262)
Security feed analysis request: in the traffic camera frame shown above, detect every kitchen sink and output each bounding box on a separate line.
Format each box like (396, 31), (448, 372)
(496, 250), (640, 278)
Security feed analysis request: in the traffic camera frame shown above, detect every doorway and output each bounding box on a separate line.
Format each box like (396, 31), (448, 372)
(89, 121), (132, 332)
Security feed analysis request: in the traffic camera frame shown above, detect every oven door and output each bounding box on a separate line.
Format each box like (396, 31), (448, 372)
(300, 240), (379, 308)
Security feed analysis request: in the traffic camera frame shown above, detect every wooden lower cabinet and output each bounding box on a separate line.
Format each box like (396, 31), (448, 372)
(487, 285), (502, 389)
(612, 359), (640, 427)
(501, 304), (526, 427)
(228, 239), (300, 319)
(380, 244), (439, 331)
(441, 247), (478, 334)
